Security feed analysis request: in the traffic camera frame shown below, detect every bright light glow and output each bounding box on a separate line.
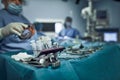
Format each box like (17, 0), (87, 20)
(55, 23), (63, 34)
(104, 32), (117, 42)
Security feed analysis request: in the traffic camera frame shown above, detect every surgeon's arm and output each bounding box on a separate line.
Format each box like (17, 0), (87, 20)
(0, 22), (28, 40)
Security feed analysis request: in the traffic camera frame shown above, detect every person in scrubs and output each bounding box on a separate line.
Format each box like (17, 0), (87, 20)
(0, 0), (38, 53)
(59, 16), (81, 39)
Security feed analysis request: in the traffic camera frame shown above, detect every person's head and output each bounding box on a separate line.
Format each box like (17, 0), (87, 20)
(1, 0), (23, 8)
(1, 0), (24, 15)
(64, 16), (73, 28)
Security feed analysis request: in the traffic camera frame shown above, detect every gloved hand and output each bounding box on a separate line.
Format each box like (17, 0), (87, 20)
(0, 22), (28, 39)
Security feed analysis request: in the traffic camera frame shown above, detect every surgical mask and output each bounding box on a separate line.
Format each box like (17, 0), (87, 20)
(7, 3), (23, 15)
(65, 22), (71, 27)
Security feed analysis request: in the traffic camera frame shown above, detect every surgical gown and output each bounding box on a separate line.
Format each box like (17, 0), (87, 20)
(59, 28), (81, 38)
(0, 9), (38, 53)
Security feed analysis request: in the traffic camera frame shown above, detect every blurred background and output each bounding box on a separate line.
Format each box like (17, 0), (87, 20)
(0, 0), (120, 39)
